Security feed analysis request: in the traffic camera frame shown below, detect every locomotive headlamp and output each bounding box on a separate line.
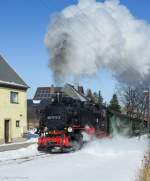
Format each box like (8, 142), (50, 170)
(68, 127), (73, 132)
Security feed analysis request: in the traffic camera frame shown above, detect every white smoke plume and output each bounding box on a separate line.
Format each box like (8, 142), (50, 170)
(45, 0), (150, 84)
(82, 136), (148, 159)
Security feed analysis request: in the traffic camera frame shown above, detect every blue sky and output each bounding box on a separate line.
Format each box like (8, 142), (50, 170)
(0, 0), (150, 102)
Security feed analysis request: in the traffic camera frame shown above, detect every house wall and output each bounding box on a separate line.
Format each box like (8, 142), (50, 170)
(0, 87), (27, 143)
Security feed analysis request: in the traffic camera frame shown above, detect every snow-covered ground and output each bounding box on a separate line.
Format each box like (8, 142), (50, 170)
(0, 136), (148, 181)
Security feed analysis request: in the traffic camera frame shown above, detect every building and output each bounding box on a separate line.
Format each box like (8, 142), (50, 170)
(27, 99), (40, 129)
(0, 55), (29, 143)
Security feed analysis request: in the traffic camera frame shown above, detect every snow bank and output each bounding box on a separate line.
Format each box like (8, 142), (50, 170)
(0, 138), (37, 148)
(26, 129), (39, 139)
(0, 144), (39, 161)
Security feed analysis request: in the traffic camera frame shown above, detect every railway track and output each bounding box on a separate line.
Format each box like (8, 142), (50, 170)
(0, 153), (51, 166)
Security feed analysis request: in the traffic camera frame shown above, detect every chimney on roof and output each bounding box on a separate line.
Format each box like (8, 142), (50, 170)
(50, 84), (55, 93)
(78, 86), (84, 95)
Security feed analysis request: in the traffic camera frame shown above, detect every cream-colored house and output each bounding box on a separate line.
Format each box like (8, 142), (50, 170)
(0, 55), (29, 144)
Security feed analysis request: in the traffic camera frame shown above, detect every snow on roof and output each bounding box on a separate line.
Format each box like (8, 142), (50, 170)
(33, 100), (41, 104)
(63, 84), (87, 102)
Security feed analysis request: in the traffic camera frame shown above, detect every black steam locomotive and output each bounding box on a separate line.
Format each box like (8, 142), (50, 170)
(37, 94), (109, 153)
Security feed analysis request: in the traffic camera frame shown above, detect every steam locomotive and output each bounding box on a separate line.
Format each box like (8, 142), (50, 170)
(37, 94), (109, 153)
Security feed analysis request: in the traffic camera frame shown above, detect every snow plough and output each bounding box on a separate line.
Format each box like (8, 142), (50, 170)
(37, 125), (96, 153)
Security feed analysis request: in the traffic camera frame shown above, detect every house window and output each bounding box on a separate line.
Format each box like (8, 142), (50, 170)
(16, 120), (20, 127)
(10, 92), (18, 103)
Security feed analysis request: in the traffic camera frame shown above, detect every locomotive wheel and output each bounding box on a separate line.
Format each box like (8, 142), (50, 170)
(70, 134), (84, 152)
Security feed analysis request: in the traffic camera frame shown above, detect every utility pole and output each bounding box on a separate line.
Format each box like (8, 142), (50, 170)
(147, 88), (150, 138)
(144, 88), (150, 138)
(129, 88), (133, 137)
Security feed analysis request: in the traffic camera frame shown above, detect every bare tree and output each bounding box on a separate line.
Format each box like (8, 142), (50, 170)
(117, 83), (149, 135)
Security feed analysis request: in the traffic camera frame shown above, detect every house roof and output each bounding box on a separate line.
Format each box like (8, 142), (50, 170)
(33, 86), (63, 100)
(0, 55), (29, 89)
(63, 84), (88, 102)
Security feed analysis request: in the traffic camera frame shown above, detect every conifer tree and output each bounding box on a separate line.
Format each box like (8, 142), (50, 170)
(92, 91), (103, 105)
(109, 94), (121, 113)
(87, 89), (104, 105)
(86, 89), (94, 102)
(98, 90), (103, 105)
